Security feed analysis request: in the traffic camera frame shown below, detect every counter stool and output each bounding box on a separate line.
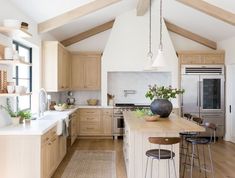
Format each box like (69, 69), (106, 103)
(179, 115), (202, 171)
(182, 122), (216, 178)
(145, 137), (181, 178)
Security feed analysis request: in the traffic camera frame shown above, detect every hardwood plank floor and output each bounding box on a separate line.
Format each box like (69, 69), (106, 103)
(53, 139), (235, 178)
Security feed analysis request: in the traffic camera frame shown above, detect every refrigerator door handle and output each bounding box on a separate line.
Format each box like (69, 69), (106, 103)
(199, 81), (202, 108)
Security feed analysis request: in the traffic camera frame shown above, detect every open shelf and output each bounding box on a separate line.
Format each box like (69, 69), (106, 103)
(0, 93), (32, 97)
(0, 26), (32, 38)
(0, 59), (32, 66)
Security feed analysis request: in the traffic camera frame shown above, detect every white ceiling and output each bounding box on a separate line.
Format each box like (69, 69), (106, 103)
(9, 0), (95, 23)
(8, 0), (235, 43)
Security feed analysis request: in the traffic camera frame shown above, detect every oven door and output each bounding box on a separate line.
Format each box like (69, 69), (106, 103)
(113, 116), (124, 134)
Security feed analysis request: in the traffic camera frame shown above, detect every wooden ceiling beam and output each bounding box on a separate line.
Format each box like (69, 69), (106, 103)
(38, 0), (120, 33)
(176, 0), (235, 26)
(61, 20), (115, 47)
(165, 19), (217, 50)
(137, 0), (150, 16)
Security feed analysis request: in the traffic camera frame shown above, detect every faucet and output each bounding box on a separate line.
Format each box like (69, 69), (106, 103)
(39, 88), (48, 117)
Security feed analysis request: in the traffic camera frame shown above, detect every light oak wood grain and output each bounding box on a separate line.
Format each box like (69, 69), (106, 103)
(61, 20), (115, 47)
(176, 0), (235, 26)
(165, 19), (217, 49)
(38, 0), (120, 33)
(136, 0), (150, 16)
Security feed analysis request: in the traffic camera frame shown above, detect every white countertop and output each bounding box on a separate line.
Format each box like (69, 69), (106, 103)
(0, 105), (113, 136)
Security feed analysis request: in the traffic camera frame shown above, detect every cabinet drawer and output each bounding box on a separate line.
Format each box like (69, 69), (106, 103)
(79, 109), (100, 116)
(103, 109), (113, 116)
(80, 115), (100, 122)
(80, 122), (101, 133)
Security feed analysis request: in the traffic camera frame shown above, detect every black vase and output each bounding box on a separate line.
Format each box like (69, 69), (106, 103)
(150, 99), (173, 118)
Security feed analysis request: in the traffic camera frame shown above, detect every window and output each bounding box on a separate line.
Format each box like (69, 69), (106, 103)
(13, 41), (32, 110)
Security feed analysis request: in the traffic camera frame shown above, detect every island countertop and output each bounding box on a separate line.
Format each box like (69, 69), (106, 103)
(123, 111), (205, 133)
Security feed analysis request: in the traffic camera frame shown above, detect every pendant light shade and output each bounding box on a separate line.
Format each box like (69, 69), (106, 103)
(152, 0), (166, 68)
(152, 49), (166, 67)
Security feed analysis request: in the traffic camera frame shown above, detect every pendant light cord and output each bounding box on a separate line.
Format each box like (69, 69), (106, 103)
(159, 0), (163, 51)
(148, 0), (152, 55)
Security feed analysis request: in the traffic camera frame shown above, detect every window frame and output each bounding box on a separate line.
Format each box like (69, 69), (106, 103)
(13, 41), (32, 110)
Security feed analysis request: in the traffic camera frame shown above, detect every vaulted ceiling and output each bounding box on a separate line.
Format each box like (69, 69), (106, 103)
(9, 0), (235, 45)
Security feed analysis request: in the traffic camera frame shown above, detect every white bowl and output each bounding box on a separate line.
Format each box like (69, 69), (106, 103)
(3, 19), (20, 29)
(15, 86), (27, 94)
(7, 85), (15, 94)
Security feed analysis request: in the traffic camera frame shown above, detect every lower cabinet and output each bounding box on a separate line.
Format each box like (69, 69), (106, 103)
(70, 112), (77, 145)
(41, 126), (67, 178)
(78, 108), (113, 137)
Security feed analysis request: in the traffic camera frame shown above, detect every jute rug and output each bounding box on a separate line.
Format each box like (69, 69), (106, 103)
(61, 150), (116, 178)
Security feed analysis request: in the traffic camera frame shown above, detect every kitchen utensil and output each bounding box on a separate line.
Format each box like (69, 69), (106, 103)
(66, 91), (76, 105)
(87, 99), (99, 106)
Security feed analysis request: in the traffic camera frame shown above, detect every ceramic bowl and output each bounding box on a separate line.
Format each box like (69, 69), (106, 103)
(7, 85), (15, 94)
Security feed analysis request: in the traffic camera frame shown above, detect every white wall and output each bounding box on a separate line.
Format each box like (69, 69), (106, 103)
(108, 72), (171, 104)
(101, 0), (179, 107)
(218, 36), (235, 141)
(0, 0), (56, 113)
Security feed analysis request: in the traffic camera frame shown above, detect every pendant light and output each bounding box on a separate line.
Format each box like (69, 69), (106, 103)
(152, 0), (166, 67)
(144, 0), (153, 70)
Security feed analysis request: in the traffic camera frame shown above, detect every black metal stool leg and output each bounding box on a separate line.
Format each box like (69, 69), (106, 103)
(182, 141), (189, 178)
(190, 144), (195, 178)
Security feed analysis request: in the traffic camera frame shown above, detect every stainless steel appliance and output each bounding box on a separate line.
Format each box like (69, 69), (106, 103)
(181, 65), (225, 137)
(66, 91), (76, 105)
(113, 103), (150, 139)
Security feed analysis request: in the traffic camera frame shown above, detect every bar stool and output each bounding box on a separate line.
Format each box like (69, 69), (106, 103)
(179, 115), (203, 171)
(145, 137), (181, 178)
(182, 122), (216, 178)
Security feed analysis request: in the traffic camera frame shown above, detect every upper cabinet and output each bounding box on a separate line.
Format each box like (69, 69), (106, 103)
(177, 50), (225, 65)
(71, 52), (101, 90)
(42, 41), (71, 92)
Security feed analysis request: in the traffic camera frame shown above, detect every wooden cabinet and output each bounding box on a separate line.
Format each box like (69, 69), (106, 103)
(41, 126), (66, 178)
(102, 109), (113, 136)
(42, 41), (71, 92)
(71, 53), (101, 90)
(79, 109), (102, 135)
(70, 112), (77, 145)
(177, 50), (225, 65)
(78, 108), (113, 137)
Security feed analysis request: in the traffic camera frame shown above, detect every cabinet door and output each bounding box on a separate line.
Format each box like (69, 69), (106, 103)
(58, 45), (64, 90)
(71, 115), (77, 145)
(103, 109), (113, 135)
(76, 111), (80, 136)
(58, 135), (67, 162)
(41, 143), (49, 178)
(71, 56), (84, 89)
(84, 56), (101, 90)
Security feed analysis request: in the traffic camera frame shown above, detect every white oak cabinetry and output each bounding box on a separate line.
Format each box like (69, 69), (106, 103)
(71, 53), (101, 90)
(102, 109), (113, 136)
(70, 112), (77, 145)
(78, 108), (112, 137)
(42, 41), (71, 92)
(41, 126), (66, 178)
(177, 50), (225, 65)
(0, 126), (67, 178)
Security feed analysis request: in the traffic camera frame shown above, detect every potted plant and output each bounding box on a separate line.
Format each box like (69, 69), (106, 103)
(145, 85), (184, 117)
(1, 98), (20, 124)
(18, 110), (32, 124)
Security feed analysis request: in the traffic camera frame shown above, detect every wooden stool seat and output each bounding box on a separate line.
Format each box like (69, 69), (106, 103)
(146, 149), (175, 159)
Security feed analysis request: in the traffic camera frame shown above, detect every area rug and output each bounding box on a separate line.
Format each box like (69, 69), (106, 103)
(61, 150), (116, 178)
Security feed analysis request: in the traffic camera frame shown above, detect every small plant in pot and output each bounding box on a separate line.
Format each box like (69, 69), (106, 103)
(145, 85), (184, 118)
(18, 110), (32, 124)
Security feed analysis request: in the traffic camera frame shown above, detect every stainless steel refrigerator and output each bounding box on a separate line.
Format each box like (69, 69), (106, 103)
(181, 65), (225, 137)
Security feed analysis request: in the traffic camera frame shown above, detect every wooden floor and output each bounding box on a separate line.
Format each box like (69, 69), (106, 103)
(52, 138), (235, 178)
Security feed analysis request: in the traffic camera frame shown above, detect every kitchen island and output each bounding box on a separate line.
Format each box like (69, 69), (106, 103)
(123, 111), (205, 178)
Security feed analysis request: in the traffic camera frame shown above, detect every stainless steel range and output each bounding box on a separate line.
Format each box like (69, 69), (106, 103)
(113, 103), (150, 139)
